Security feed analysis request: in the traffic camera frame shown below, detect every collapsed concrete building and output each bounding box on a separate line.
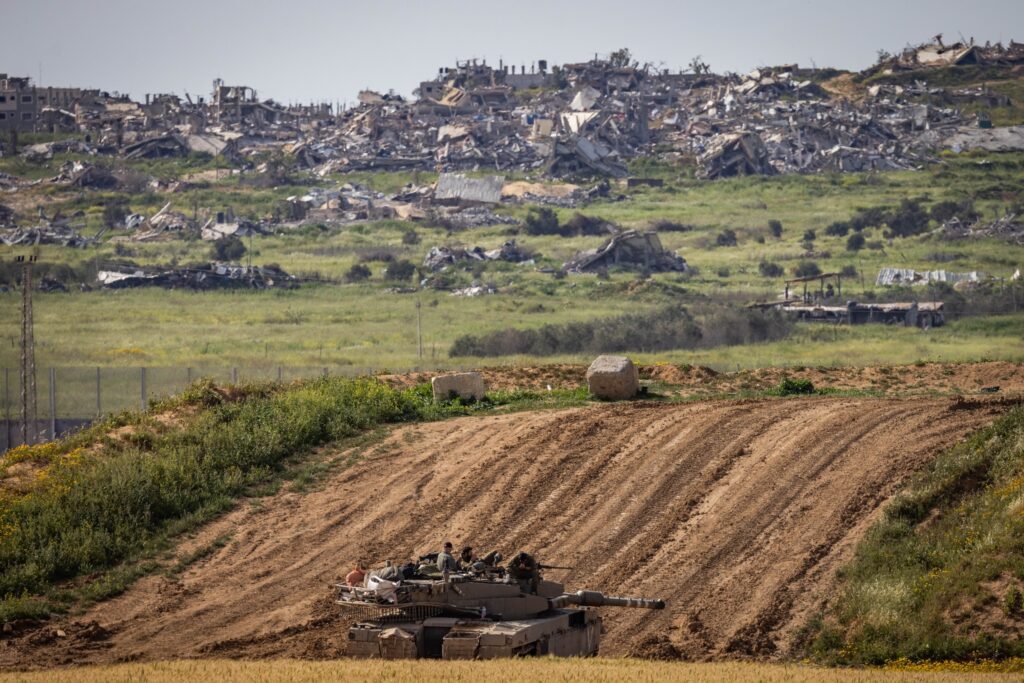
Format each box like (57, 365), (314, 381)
(564, 230), (687, 273)
(2, 43), (1022, 187)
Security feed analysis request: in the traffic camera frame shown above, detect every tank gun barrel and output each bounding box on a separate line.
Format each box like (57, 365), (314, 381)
(553, 589), (665, 610)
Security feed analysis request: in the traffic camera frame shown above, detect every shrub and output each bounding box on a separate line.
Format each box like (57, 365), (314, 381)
(930, 199), (978, 224)
(102, 201), (129, 228)
(384, 259), (417, 282)
(716, 229), (738, 247)
(450, 305), (791, 358)
(523, 207), (560, 236)
(803, 229), (816, 242)
(846, 232), (866, 251)
(768, 219), (783, 238)
(401, 229), (421, 245)
(840, 265), (858, 278)
(211, 236), (246, 262)
(716, 267), (731, 278)
(563, 213), (608, 236)
(793, 261), (821, 278)
(777, 377), (815, 395)
(344, 263), (372, 283)
(883, 198), (930, 238)
(825, 221), (850, 237)
(759, 261), (785, 277)
(651, 219), (692, 233)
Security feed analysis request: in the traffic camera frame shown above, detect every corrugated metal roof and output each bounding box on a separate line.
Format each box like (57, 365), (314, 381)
(434, 173), (503, 204)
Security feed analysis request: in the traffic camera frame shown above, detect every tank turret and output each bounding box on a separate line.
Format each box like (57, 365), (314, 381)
(337, 565), (665, 659)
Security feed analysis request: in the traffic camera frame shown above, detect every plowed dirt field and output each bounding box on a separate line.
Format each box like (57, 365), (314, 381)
(1, 395), (1011, 667)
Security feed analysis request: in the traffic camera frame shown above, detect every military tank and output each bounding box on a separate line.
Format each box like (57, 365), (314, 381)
(336, 559), (665, 659)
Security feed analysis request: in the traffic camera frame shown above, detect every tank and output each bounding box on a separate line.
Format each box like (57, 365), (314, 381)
(336, 563), (665, 659)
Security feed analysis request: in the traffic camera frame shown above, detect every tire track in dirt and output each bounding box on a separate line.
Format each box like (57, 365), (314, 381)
(1, 396), (1009, 667)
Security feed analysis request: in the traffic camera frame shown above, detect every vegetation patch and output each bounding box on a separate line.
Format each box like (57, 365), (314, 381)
(809, 406), (1024, 664)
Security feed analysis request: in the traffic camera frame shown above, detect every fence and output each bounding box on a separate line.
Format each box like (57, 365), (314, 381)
(1, 364), (471, 451)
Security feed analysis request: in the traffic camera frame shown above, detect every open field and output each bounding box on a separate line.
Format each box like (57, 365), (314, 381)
(1, 658), (1022, 682)
(1, 391), (1009, 667)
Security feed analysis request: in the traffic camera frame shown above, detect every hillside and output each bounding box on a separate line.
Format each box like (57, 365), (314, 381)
(0, 388), (1009, 667)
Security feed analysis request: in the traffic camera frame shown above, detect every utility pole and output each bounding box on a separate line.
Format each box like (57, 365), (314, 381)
(416, 299), (423, 359)
(18, 255), (38, 446)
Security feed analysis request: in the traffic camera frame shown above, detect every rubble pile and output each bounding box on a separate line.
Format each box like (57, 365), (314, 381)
(423, 239), (532, 271)
(6, 41), (1024, 187)
(97, 262), (296, 290)
(564, 230), (687, 273)
(940, 213), (1024, 245)
(0, 224), (97, 248)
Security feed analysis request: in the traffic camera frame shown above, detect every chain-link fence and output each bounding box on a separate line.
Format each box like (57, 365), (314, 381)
(1, 364), (470, 450)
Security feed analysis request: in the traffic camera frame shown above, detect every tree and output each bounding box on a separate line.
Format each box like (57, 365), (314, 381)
(345, 263), (372, 282)
(103, 201), (129, 228)
(793, 261), (821, 278)
(211, 236), (246, 262)
(689, 55), (711, 75)
(716, 229), (738, 247)
(384, 259), (417, 282)
(846, 232), (866, 252)
(524, 207), (560, 236)
(825, 221), (850, 237)
(609, 48), (633, 68)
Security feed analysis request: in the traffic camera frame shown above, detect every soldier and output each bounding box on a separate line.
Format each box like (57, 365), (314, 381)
(506, 551), (540, 594)
(459, 546), (477, 569)
(437, 541), (458, 573)
(345, 561), (367, 587)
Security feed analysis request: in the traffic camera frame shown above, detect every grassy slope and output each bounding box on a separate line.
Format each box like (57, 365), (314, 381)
(0, 377), (587, 620)
(810, 406), (1024, 664)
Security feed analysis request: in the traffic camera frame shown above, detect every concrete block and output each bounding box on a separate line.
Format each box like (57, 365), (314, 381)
(586, 355), (639, 400)
(432, 372), (487, 402)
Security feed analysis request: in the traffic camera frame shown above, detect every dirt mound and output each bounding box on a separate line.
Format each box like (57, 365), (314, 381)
(377, 361), (1024, 397)
(0, 396), (1009, 667)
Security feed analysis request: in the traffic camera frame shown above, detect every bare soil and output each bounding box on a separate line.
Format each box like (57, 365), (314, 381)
(0, 393), (1010, 668)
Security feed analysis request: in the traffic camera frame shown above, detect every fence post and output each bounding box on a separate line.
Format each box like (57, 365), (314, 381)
(49, 367), (56, 440)
(96, 367), (101, 417)
(140, 367), (147, 411)
(277, 366), (282, 383)
(322, 367), (328, 378)
(231, 367), (238, 384)
(4, 367), (10, 450)
(186, 366), (192, 386)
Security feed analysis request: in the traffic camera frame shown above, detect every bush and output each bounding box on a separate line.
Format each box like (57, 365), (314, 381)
(883, 198), (930, 238)
(563, 213), (609, 236)
(716, 229), (738, 247)
(825, 221), (850, 237)
(450, 305), (792, 358)
(401, 229), (421, 245)
(384, 259), (417, 282)
(211, 236), (246, 262)
(524, 207), (561, 236)
(930, 199), (978, 224)
(102, 201), (129, 228)
(344, 263), (372, 283)
(846, 232), (866, 251)
(759, 261), (785, 277)
(840, 265), (858, 278)
(776, 377), (815, 395)
(651, 219), (692, 233)
(768, 219), (783, 238)
(803, 229), (816, 242)
(793, 261), (821, 278)
(716, 267), (731, 278)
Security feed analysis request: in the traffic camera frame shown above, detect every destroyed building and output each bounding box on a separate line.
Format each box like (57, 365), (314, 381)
(2, 43), (1022, 184)
(564, 231), (687, 273)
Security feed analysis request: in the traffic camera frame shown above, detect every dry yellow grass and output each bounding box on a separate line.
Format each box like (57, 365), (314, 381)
(0, 659), (1021, 683)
